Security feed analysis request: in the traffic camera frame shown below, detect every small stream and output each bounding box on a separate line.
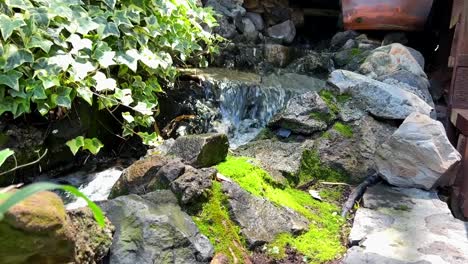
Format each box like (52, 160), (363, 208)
(49, 69), (325, 207)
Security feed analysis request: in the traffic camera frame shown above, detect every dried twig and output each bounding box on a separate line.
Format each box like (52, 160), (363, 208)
(341, 173), (381, 218)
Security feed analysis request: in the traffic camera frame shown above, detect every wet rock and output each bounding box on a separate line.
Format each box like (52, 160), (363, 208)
(221, 181), (309, 248)
(330, 30), (359, 50)
(286, 51), (334, 75)
(205, 0), (245, 18)
(168, 133), (229, 168)
(269, 91), (331, 135)
(266, 20), (296, 44)
(244, 0), (259, 10)
(360, 43), (426, 79)
(147, 158), (187, 189)
(376, 70), (434, 106)
(264, 44), (291, 67)
(238, 17), (258, 42)
(328, 70), (433, 120)
(334, 48), (372, 72)
(376, 113), (461, 190)
(170, 167), (216, 204)
(0, 191), (75, 264)
(246, 12), (264, 31)
(100, 190), (214, 264)
(235, 139), (314, 183)
(344, 183), (468, 264)
(68, 207), (114, 264)
(314, 115), (396, 183)
(214, 16), (238, 39)
(109, 155), (172, 198)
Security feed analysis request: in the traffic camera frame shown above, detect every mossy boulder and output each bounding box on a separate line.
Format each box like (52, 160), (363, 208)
(168, 133), (229, 168)
(100, 190), (214, 264)
(0, 191), (75, 263)
(0, 191), (114, 264)
(68, 207), (114, 264)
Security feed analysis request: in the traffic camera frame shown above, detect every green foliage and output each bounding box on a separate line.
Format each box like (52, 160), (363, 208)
(0, 148), (14, 167)
(0, 0), (219, 146)
(192, 181), (247, 263)
(66, 136), (104, 155)
(216, 157), (346, 263)
(332, 122), (354, 138)
(298, 150), (349, 186)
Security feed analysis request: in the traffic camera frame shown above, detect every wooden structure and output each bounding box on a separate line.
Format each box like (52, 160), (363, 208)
(448, 0), (468, 219)
(341, 0), (434, 31)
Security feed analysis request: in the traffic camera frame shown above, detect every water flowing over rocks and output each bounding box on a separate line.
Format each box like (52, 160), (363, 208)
(343, 183), (468, 264)
(376, 113), (461, 190)
(328, 70), (434, 120)
(221, 180), (310, 247)
(99, 190), (214, 264)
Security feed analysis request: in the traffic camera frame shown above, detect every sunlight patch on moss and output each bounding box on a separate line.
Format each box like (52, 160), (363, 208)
(216, 157), (346, 263)
(192, 181), (247, 263)
(297, 150), (350, 186)
(332, 122), (354, 138)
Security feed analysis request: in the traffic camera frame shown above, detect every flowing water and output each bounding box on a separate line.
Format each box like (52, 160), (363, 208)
(53, 69), (325, 206)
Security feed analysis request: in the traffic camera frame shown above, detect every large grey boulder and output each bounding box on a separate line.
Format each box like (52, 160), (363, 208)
(235, 139), (314, 183)
(237, 17), (258, 42)
(246, 12), (264, 30)
(221, 181), (309, 248)
(266, 20), (296, 44)
(168, 133), (229, 168)
(314, 115), (396, 183)
(330, 31), (359, 50)
(269, 91), (331, 135)
(376, 70), (434, 107)
(328, 70), (433, 120)
(343, 183), (468, 264)
(100, 191), (214, 264)
(376, 113), (461, 190)
(359, 43), (426, 79)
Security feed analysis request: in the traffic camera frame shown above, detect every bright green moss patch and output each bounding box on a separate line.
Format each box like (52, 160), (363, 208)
(192, 181), (247, 263)
(216, 157), (346, 263)
(319, 90), (340, 116)
(332, 122), (354, 138)
(297, 150), (350, 186)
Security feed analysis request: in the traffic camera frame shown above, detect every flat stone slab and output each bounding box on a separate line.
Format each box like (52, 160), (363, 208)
(343, 183), (468, 264)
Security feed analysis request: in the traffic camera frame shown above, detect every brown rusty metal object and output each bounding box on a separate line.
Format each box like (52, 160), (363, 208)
(342, 0), (434, 31)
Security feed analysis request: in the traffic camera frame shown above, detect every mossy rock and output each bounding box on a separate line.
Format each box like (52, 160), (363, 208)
(0, 191), (75, 264)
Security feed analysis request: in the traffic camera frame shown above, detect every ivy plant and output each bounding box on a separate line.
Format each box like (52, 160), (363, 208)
(0, 0), (220, 148)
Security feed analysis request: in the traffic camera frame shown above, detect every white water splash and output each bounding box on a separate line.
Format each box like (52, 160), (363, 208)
(47, 168), (123, 209)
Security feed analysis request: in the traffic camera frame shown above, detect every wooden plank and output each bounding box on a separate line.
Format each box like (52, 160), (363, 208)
(452, 109), (468, 135)
(451, 67), (468, 109)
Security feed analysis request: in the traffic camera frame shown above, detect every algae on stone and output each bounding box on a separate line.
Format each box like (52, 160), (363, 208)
(216, 157), (346, 263)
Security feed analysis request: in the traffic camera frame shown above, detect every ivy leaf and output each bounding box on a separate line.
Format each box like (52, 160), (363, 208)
(47, 53), (74, 72)
(30, 7), (50, 27)
(6, 0), (34, 10)
(83, 138), (104, 155)
(116, 49), (140, 72)
(98, 22), (120, 39)
(67, 34), (93, 54)
(113, 10), (132, 27)
(3, 44), (34, 71)
(93, 71), (116, 92)
(0, 148), (14, 167)
(114, 88), (133, 106)
(122, 112), (134, 123)
(66, 136), (85, 155)
(26, 35), (53, 53)
(70, 60), (96, 81)
(0, 14), (26, 41)
(133, 101), (154, 115)
(77, 86), (93, 105)
(102, 0), (116, 9)
(0, 70), (23, 91)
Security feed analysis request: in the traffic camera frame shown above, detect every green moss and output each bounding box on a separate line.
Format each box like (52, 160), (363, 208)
(216, 157), (346, 263)
(350, 48), (362, 57)
(192, 181), (248, 263)
(310, 112), (334, 123)
(394, 205), (411, 211)
(297, 150), (349, 186)
(319, 90), (340, 116)
(332, 122), (354, 138)
(255, 128), (276, 140)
